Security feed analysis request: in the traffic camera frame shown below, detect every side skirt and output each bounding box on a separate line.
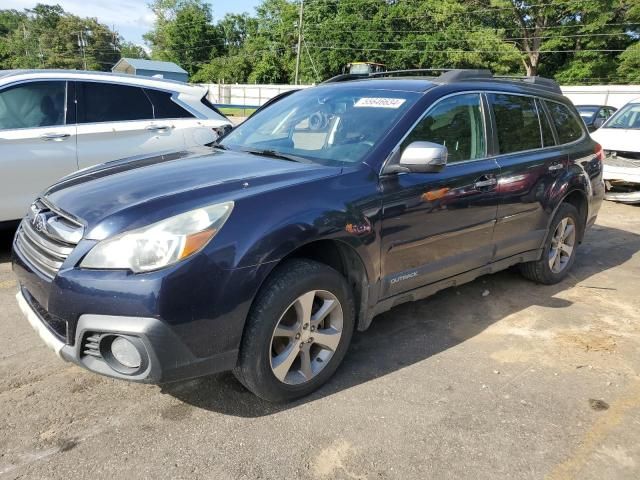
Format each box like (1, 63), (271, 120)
(361, 249), (541, 329)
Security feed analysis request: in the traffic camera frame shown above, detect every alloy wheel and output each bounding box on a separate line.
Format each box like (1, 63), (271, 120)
(548, 216), (576, 273)
(269, 290), (344, 385)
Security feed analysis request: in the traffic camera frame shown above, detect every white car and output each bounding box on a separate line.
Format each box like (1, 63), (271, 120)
(0, 70), (231, 223)
(591, 98), (640, 204)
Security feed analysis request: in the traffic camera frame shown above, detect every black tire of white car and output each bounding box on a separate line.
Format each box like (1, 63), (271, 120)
(233, 259), (355, 402)
(519, 203), (581, 285)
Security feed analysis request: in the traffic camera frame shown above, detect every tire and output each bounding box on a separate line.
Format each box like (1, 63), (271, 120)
(233, 259), (355, 402)
(519, 203), (581, 285)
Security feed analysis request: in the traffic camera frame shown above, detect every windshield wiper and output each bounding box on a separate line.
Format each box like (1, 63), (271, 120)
(239, 147), (311, 163)
(210, 141), (228, 150)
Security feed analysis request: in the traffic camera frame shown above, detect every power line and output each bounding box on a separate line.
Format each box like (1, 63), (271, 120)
(304, 44), (630, 54)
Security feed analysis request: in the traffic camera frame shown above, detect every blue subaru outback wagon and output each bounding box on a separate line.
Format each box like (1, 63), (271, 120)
(13, 70), (605, 401)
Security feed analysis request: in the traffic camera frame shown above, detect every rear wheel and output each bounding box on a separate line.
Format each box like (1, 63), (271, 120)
(233, 259), (355, 402)
(519, 203), (580, 285)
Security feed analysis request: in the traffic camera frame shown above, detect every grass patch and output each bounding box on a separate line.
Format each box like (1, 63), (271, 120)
(219, 107), (257, 117)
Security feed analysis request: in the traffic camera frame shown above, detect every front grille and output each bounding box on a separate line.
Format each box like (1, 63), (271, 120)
(14, 200), (83, 279)
(82, 333), (104, 359)
(23, 288), (69, 343)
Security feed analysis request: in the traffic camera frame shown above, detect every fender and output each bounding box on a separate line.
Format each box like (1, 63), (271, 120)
(539, 167), (590, 253)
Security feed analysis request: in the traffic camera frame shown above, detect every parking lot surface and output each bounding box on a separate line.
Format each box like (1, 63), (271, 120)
(1, 201), (639, 479)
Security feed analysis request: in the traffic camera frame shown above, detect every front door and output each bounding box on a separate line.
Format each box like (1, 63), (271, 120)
(380, 93), (500, 298)
(0, 80), (78, 221)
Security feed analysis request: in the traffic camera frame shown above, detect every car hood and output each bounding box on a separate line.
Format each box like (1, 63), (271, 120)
(591, 128), (640, 153)
(44, 147), (340, 239)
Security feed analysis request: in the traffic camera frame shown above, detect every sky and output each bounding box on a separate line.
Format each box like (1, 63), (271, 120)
(3, 0), (262, 46)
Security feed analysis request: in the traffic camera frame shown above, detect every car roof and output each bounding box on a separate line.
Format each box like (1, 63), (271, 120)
(0, 69), (205, 96)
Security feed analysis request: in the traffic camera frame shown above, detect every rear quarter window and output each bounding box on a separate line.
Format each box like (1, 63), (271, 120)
(144, 89), (194, 119)
(544, 100), (584, 144)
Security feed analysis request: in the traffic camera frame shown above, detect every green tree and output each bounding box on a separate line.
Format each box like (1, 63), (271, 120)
(120, 41), (149, 59)
(145, 0), (221, 76)
(0, 3), (123, 71)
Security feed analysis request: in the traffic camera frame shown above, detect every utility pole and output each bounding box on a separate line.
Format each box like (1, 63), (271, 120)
(294, 0), (304, 85)
(78, 30), (87, 70)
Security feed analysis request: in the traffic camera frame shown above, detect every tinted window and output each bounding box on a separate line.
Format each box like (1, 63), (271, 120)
(79, 82), (153, 123)
(144, 89), (194, 119)
(544, 101), (584, 143)
(402, 93), (485, 163)
(489, 94), (541, 154)
(0, 81), (66, 130)
(537, 99), (555, 147)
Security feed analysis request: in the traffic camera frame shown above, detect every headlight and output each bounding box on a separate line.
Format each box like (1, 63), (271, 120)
(80, 202), (234, 272)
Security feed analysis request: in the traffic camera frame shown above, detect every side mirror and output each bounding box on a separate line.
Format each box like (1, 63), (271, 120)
(398, 141), (448, 173)
(593, 118), (605, 129)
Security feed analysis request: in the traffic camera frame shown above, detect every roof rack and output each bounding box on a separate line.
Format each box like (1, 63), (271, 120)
(492, 75), (562, 94)
(321, 68), (562, 94)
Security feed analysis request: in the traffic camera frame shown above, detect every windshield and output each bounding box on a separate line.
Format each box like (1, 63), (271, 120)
(577, 106), (598, 119)
(604, 103), (640, 129)
(220, 86), (420, 166)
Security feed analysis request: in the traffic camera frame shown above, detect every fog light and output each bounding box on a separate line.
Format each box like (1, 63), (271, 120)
(110, 336), (142, 369)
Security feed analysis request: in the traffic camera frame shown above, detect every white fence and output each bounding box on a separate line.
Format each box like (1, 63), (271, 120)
(202, 83), (312, 108)
(561, 85), (640, 109)
(201, 83), (640, 110)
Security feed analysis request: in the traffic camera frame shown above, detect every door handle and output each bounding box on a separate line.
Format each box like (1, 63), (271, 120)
(146, 124), (173, 132)
(548, 163), (564, 172)
(474, 178), (497, 189)
(40, 133), (70, 141)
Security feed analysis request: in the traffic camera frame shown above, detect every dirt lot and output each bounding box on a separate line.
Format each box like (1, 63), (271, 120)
(1, 201), (639, 479)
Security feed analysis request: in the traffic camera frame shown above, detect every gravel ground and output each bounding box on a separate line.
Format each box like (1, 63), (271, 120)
(1, 201), (639, 480)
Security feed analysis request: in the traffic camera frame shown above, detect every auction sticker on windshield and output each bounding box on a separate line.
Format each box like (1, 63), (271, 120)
(355, 97), (407, 109)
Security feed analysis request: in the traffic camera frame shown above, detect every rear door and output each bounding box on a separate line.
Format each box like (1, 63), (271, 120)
(490, 93), (568, 261)
(143, 88), (217, 147)
(0, 80), (77, 221)
(75, 82), (187, 169)
(380, 92), (500, 298)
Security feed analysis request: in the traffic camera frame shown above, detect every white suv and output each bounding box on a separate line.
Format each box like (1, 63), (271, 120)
(0, 70), (231, 223)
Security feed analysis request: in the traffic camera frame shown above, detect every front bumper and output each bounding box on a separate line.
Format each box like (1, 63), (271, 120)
(16, 288), (238, 383)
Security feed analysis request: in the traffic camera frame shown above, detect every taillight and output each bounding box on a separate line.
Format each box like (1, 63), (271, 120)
(594, 143), (605, 162)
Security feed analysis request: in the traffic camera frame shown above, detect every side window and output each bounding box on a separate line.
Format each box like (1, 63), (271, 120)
(79, 82), (153, 123)
(401, 93), (485, 163)
(144, 89), (194, 119)
(597, 108), (608, 120)
(0, 81), (66, 130)
(489, 93), (541, 154)
(544, 101), (584, 144)
(537, 99), (556, 147)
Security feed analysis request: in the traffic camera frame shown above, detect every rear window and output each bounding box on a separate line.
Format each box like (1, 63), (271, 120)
(489, 93), (542, 154)
(544, 100), (584, 144)
(144, 89), (194, 119)
(200, 96), (227, 118)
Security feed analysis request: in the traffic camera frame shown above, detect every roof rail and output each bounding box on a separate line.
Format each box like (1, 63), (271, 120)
(370, 68), (455, 77)
(492, 75), (562, 94)
(321, 69), (562, 94)
(322, 73), (369, 83)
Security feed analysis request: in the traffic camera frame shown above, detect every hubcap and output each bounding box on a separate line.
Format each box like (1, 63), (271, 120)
(548, 216), (576, 273)
(269, 290), (343, 385)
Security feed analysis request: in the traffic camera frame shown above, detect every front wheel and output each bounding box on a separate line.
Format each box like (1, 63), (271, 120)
(519, 203), (580, 285)
(233, 259), (355, 402)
